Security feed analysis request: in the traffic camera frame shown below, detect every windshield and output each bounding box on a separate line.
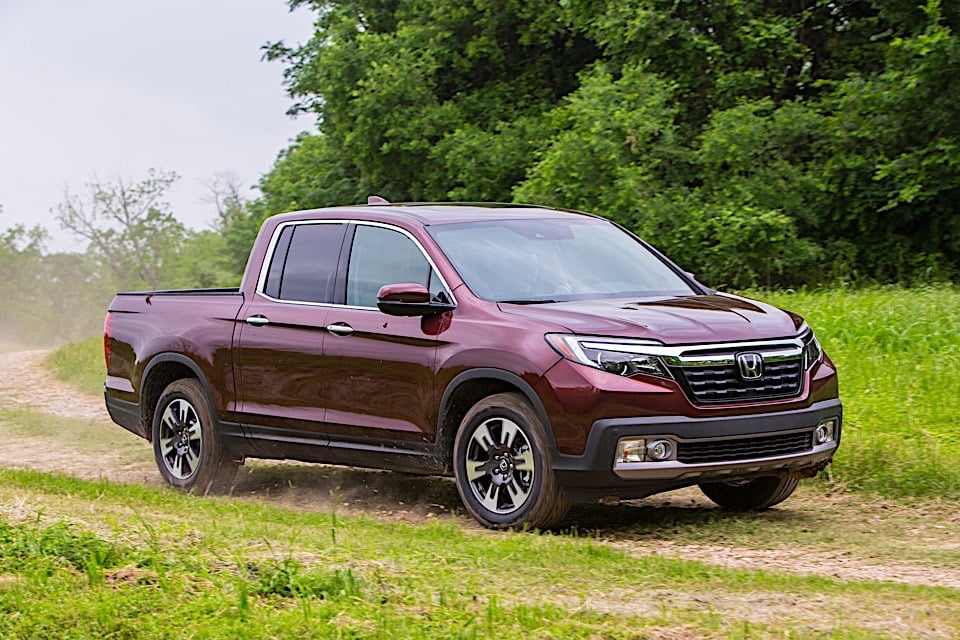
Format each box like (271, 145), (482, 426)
(429, 217), (695, 302)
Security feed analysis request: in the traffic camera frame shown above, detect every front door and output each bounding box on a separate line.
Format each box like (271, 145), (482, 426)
(320, 223), (449, 446)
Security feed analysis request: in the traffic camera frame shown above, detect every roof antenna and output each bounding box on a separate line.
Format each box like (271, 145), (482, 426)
(367, 195), (390, 205)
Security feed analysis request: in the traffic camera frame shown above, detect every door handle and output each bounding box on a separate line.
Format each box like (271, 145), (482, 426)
(245, 315), (270, 327)
(326, 322), (354, 336)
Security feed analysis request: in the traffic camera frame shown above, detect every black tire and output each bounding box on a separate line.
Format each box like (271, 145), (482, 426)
(699, 476), (799, 510)
(453, 392), (569, 529)
(152, 378), (239, 494)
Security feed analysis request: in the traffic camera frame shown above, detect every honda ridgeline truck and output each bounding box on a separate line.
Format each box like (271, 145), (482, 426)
(104, 201), (841, 529)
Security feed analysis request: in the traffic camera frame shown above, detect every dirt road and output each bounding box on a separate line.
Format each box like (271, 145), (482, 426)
(1, 349), (958, 594)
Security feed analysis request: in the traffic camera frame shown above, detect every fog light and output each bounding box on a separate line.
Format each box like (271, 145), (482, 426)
(646, 439), (674, 461)
(616, 438), (646, 463)
(814, 419), (836, 445)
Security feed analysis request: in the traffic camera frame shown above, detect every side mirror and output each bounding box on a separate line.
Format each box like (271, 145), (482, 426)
(376, 283), (455, 317)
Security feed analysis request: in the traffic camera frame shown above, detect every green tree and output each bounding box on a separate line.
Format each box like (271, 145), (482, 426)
(203, 173), (265, 281)
(55, 169), (187, 290)
(0, 224), (48, 342)
(258, 133), (364, 215)
(36, 250), (118, 342)
(822, 0), (960, 280)
(254, 0), (960, 287)
(514, 62), (682, 222)
(262, 0), (598, 207)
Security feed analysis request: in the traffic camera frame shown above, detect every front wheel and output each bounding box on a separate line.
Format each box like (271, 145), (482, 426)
(699, 476), (799, 510)
(453, 393), (569, 529)
(152, 378), (239, 493)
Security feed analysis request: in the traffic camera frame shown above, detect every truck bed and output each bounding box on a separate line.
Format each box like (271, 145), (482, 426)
(105, 289), (247, 438)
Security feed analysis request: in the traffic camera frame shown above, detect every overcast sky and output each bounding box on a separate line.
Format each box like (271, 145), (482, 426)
(0, 1), (316, 251)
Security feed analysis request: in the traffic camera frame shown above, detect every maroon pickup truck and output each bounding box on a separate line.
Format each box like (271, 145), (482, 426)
(104, 201), (841, 529)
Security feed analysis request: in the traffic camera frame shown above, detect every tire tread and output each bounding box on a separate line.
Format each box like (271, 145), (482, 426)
(152, 378), (239, 494)
(699, 476), (799, 510)
(454, 392), (569, 529)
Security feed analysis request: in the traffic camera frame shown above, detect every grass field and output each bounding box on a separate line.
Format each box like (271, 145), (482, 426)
(53, 285), (960, 500)
(749, 285), (960, 499)
(0, 468), (957, 639)
(45, 337), (106, 396)
(0, 285), (953, 638)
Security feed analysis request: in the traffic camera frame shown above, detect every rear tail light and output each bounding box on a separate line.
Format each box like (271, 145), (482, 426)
(103, 312), (113, 370)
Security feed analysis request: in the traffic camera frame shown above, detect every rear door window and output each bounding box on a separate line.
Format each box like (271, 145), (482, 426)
(262, 223), (346, 304)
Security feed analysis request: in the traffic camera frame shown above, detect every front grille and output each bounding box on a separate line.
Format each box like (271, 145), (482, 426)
(672, 358), (803, 404)
(677, 431), (813, 464)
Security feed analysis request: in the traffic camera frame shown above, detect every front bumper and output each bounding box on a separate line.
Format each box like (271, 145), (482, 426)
(552, 398), (842, 502)
(612, 437), (836, 480)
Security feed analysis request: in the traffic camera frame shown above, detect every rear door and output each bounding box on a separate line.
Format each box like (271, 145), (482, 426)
(234, 221), (347, 439)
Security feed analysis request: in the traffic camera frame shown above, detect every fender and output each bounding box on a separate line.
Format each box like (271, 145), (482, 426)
(437, 368), (559, 454)
(139, 353), (228, 434)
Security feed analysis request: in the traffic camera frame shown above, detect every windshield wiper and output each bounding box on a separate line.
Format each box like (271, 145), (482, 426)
(498, 299), (559, 305)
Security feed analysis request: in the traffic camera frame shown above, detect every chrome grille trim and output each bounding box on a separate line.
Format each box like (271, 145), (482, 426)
(660, 336), (808, 405)
(576, 333), (809, 361)
(661, 345), (801, 368)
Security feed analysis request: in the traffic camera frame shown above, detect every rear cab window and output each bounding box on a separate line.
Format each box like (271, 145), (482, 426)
(261, 222), (346, 304)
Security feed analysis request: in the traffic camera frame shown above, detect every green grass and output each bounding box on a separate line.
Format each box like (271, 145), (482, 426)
(3, 401), (959, 575)
(0, 469), (957, 639)
(49, 285), (960, 500)
(749, 285), (960, 499)
(45, 337), (105, 396)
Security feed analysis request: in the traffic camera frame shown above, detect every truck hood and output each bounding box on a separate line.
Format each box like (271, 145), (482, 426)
(499, 294), (803, 344)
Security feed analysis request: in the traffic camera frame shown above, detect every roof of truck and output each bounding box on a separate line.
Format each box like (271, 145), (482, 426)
(267, 201), (601, 227)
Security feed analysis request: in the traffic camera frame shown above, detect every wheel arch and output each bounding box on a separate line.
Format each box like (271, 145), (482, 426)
(139, 353), (217, 442)
(436, 369), (557, 472)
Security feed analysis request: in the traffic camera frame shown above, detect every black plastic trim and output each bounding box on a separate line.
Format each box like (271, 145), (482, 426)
(240, 425), (444, 474)
(139, 353), (229, 443)
(551, 398), (842, 499)
(116, 288), (241, 296)
(437, 368), (558, 452)
(104, 391), (145, 439)
(218, 420), (247, 440)
(140, 353), (210, 397)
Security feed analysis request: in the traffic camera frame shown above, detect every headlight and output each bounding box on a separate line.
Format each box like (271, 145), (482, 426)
(802, 331), (823, 369)
(545, 334), (672, 379)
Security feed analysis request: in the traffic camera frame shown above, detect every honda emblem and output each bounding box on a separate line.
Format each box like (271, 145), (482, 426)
(736, 353), (764, 380)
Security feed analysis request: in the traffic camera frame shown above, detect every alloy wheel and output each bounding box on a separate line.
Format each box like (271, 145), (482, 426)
(158, 398), (203, 480)
(463, 416), (535, 515)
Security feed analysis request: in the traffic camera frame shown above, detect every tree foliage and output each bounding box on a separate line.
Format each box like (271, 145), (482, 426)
(1, 170), (241, 344)
(263, 0), (598, 203)
(56, 169), (187, 290)
(0, 224), (48, 342)
(6, 0), (959, 346)
(252, 0), (960, 287)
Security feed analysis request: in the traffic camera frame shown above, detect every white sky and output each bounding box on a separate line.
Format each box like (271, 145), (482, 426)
(0, 1), (316, 252)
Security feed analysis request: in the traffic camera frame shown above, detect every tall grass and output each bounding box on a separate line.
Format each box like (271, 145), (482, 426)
(47, 286), (960, 500)
(750, 285), (960, 498)
(45, 338), (105, 396)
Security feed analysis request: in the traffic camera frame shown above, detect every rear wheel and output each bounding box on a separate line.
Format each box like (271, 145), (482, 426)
(152, 379), (238, 493)
(453, 393), (568, 529)
(699, 476), (799, 510)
